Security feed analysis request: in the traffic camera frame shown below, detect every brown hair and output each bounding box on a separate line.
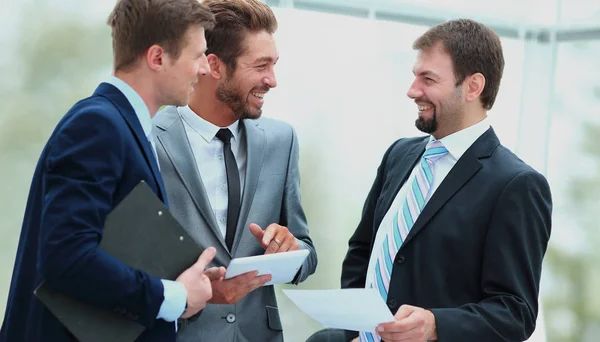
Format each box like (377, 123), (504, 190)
(413, 19), (505, 110)
(107, 0), (215, 72)
(202, 0), (278, 73)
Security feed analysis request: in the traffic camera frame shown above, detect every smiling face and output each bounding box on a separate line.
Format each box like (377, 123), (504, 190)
(215, 30), (278, 120)
(406, 41), (465, 138)
(160, 25), (210, 107)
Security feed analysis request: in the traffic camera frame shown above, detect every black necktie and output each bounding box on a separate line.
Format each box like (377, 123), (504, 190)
(216, 129), (240, 251)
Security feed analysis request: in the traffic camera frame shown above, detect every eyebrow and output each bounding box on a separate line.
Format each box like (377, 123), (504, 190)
(253, 56), (279, 64)
(413, 70), (439, 79)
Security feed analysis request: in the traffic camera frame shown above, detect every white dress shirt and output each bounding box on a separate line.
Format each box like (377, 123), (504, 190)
(365, 118), (491, 288)
(177, 105), (247, 239)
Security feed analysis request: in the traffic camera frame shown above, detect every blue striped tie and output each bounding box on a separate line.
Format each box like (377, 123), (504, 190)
(360, 140), (448, 342)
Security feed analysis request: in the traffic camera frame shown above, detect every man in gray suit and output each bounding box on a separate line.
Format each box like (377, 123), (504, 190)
(152, 0), (318, 341)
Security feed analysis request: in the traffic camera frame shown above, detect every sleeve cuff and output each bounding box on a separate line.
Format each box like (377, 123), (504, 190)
(157, 280), (187, 322)
(290, 239), (308, 284)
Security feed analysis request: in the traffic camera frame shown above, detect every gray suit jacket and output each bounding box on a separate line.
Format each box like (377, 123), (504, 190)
(153, 106), (318, 342)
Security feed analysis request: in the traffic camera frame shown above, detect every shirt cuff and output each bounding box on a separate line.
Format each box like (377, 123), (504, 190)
(157, 280), (187, 322)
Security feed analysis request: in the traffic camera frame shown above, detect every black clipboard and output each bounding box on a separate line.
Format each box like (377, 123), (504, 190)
(35, 181), (201, 342)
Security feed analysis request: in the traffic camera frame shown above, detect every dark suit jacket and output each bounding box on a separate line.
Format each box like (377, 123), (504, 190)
(1, 83), (175, 342)
(341, 128), (552, 342)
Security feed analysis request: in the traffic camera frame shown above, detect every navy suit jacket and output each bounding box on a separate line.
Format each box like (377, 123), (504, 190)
(342, 128), (552, 341)
(1, 83), (176, 342)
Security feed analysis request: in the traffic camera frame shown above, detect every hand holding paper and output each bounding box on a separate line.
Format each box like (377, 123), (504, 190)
(282, 289), (395, 333)
(375, 304), (437, 341)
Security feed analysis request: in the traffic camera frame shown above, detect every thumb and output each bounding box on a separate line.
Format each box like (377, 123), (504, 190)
(204, 266), (224, 281)
(394, 304), (416, 320)
(194, 247), (216, 271)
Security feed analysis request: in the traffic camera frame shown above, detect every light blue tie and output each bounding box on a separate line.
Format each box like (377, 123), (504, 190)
(360, 140), (448, 342)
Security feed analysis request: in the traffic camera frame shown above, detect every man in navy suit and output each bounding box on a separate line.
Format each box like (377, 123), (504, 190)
(341, 19), (552, 342)
(1, 1), (218, 341)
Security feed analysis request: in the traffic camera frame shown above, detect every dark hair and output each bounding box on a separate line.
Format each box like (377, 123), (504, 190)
(203, 0), (277, 72)
(413, 19), (505, 110)
(107, 0), (215, 72)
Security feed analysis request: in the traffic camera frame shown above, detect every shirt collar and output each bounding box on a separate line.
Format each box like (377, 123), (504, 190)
(431, 117), (491, 160)
(106, 75), (152, 138)
(177, 105), (241, 143)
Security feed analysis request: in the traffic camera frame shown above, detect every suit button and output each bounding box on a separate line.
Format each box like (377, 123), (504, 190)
(226, 313), (236, 323)
(396, 255), (405, 264)
(387, 298), (398, 309)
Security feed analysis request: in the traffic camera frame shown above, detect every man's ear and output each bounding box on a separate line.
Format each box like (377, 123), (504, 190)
(145, 44), (167, 71)
(465, 72), (486, 103)
(208, 54), (225, 79)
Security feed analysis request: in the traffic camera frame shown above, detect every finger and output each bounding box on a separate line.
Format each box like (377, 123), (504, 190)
(377, 316), (409, 334)
(378, 314), (417, 333)
(234, 271), (264, 283)
(228, 270), (259, 281)
(256, 273), (272, 286)
(200, 274), (213, 285)
(261, 224), (280, 246)
(377, 322), (398, 334)
(265, 227), (289, 254)
(217, 266), (226, 278)
(394, 309), (427, 331)
(248, 223), (264, 243)
(275, 233), (298, 253)
(204, 267), (223, 281)
(194, 247), (216, 271)
(378, 326), (421, 341)
(248, 274), (272, 292)
(394, 304), (416, 320)
(264, 240), (279, 254)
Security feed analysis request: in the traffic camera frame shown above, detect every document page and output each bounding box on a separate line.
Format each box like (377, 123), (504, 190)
(282, 288), (395, 333)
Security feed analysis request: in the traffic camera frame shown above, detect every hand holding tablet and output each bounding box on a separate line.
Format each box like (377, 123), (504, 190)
(225, 249), (309, 286)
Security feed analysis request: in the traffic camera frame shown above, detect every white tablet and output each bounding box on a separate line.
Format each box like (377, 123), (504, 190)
(225, 249), (310, 286)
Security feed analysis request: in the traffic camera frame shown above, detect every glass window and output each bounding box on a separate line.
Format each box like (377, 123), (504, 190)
(388, 0), (534, 23)
(543, 41), (600, 342)
(558, 0), (600, 24)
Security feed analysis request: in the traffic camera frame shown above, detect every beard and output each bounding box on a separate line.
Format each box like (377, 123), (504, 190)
(216, 75), (263, 120)
(415, 109), (438, 134)
(414, 87), (463, 135)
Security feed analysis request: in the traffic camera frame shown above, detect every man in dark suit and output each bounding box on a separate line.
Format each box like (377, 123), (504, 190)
(1, 1), (218, 341)
(341, 19), (552, 342)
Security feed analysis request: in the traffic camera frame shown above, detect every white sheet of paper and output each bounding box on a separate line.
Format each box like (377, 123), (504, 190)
(225, 249), (309, 286)
(282, 288), (395, 333)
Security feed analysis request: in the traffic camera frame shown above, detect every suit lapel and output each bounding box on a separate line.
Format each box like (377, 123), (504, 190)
(94, 83), (167, 204)
(156, 115), (228, 252)
(377, 140), (426, 228)
(402, 128), (499, 247)
(232, 120), (265, 252)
